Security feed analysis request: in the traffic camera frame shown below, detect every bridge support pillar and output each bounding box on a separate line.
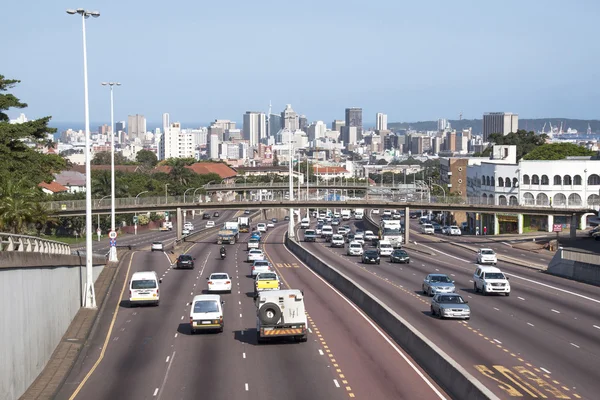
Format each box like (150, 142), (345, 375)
(570, 214), (577, 239)
(517, 214), (523, 235)
(547, 215), (554, 233)
(176, 207), (182, 242)
(404, 206), (410, 244)
(288, 207), (295, 239)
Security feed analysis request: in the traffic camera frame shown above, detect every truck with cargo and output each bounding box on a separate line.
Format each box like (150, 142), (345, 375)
(237, 216), (250, 232)
(223, 221), (240, 239)
(217, 229), (237, 245)
(255, 289), (308, 343)
(341, 209), (351, 220)
(379, 219), (403, 248)
(354, 208), (364, 220)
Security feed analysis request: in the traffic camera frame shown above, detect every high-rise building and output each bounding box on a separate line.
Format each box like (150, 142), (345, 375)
(299, 115), (308, 133)
(98, 124), (110, 135)
(281, 104), (299, 131)
(437, 118), (448, 131)
(243, 111), (266, 147)
(345, 108), (363, 136)
(208, 119), (236, 142)
(127, 114), (146, 142)
(268, 114), (282, 138)
(162, 113), (170, 133)
(332, 120), (345, 132)
(209, 134), (220, 160)
(376, 113), (388, 131)
(115, 121), (125, 143)
(482, 112), (518, 142)
(307, 121), (327, 142)
(341, 126), (359, 145)
(158, 122), (196, 160)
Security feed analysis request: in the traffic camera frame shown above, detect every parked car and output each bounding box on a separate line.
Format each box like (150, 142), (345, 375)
(361, 249), (380, 264)
(390, 249), (410, 264)
(422, 274), (455, 296)
(175, 254), (195, 269)
(430, 294), (470, 320)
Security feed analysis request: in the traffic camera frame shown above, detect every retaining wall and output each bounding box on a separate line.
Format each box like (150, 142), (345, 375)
(547, 249), (600, 286)
(0, 253), (105, 400)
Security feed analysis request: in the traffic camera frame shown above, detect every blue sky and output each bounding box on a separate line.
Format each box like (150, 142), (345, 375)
(3, 0), (600, 127)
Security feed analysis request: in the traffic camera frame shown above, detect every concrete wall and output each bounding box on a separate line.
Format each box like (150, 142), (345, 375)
(0, 254), (105, 400)
(547, 249), (600, 286)
(285, 236), (499, 400)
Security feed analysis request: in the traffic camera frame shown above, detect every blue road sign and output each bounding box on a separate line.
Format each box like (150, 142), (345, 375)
(110, 239), (116, 247)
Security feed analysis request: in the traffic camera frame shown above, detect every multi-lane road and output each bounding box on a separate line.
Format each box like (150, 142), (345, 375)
(298, 212), (599, 399)
(55, 219), (447, 400)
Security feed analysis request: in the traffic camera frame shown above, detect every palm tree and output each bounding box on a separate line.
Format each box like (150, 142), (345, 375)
(169, 160), (192, 186)
(0, 179), (37, 234)
(30, 202), (57, 236)
(92, 171), (129, 197)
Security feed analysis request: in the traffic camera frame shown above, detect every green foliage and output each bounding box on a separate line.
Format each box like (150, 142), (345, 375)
(484, 130), (548, 160)
(92, 151), (130, 165)
(0, 178), (38, 233)
(376, 158), (388, 165)
(135, 150), (158, 167)
(91, 170), (129, 197)
(0, 75), (66, 184)
(137, 214), (150, 225)
(159, 157), (196, 167)
(522, 142), (596, 160)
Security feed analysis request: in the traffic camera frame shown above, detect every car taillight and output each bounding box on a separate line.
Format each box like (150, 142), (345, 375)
(190, 317), (193, 324)
(252, 266), (255, 270)
(225, 281), (231, 284)
(129, 290), (131, 296)
(208, 281), (213, 285)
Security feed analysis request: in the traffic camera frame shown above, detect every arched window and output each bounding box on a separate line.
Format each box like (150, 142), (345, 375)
(523, 175), (530, 185)
(491, 177), (495, 186)
(531, 175), (540, 185)
(568, 193), (582, 206)
(509, 195), (518, 206)
(573, 175), (582, 185)
(498, 177), (504, 187)
(499, 195), (507, 205)
(541, 175), (549, 185)
(563, 175), (572, 185)
(523, 192), (535, 205)
(554, 193), (567, 206)
(486, 176), (491, 186)
(588, 194), (600, 206)
(488, 195), (495, 205)
(553, 175), (562, 185)
(588, 174), (600, 185)
(536, 193), (549, 206)
(513, 178), (518, 187)
(505, 177), (511, 187)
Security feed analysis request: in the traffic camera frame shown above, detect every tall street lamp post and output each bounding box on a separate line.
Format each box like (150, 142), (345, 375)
(101, 81), (120, 262)
(67, 7), (100, 309)
(134, 191), (149, 235)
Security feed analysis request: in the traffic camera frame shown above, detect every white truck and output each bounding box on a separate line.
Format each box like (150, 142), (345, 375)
(354, 208), (364, 220)
(237, 216), (250, 233)
(341, 209), (351, 220)
(255, 289), (308, 343)
(224, 221), (240, 239)
(379, 219), (403, 248)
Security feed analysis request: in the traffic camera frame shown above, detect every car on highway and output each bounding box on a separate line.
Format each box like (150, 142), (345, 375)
(247, 238), (260, 250)
(441, 226), (450, 235)
(251, 260), (273, 277)
(284, 215), (290, 221)
(175, 254), (195, 269)
(390, 249), (410, 264)
(247, 249), (265, 262)
(377, 240), (394, 256)
(182, 228), (191, 235)
(213, 211), (220, 217)
(203, 213), (211, 219)
(267, 222), (275, 228)
(330, 234), (345, 248)
(420, 224), (434, 235)
(346, 233), (356, 243)
(430, 294), (470, 320)
(588, 226), (600, 236)
(257, 223), (267, 233)
(206, 220), (215, 228)
(184, 222), (194, 231)
(151, 242), (164, 252)
(372, 209), (380, 215)
(190, 294), (224, 334)
(245, 210), (251, 214)
(254, 272), (280, 293)
(447, 226), (461, 236)
(271, 217), (278, 223)
(207, 272), (232, 293)
(347, 241), (363, 256)
(383, 209), (392, 217)
(354, 233), (365, 245)
(473, 266), (510, 296)
(362, 249), (380, 264)
(129, 271), (161, 306)
(337, 226), (350, 235)
(432, 223), (443, 233)
(364, 230), (378, 242)
(477, 248), (497, 265)
(315, 224), (323, 235)
(422, 274), (455, 296)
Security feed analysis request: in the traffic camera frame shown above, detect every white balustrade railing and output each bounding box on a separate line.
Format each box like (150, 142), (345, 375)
(0, 233), (71, 255)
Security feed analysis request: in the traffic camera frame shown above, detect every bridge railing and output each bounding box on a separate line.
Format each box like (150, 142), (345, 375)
(0, 233), (71, 255)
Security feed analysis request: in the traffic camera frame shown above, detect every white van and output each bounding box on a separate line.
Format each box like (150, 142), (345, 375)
(190, 294), (224, 333)
(354, 208), (364, 220)
(377, 240), (394, 256)
(129, 271), (161, 306)
(300, 218), (310, 229)
(257, 223), (267, 232)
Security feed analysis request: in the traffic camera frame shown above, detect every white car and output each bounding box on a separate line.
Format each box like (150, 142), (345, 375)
(247, 238), (260, 250)
(207, 272), (232, 293)
(251, 260), (273, 276)
(354, 233), (365, 245)
(448, 226), (461, 236)
(421, 224), (434, 235)
(247, 249), (265, 262)
(129, 271), (161, 306)
(182, 228), (190, 235)
(190, 294), (224, 333)
(151, 242), (163, 252)
(206, 221), (215, 228)
(256, 223), (267, 232)
(377, 240), (394, 256)
(473, 266), (510, 296)
(477, 248), (497, 265)
(184, 222), (194, 231)
(330, 234), (345, 248)
(364, 230), (378, 241)
(347, 241), (364, 256)
(371, 209), (380, 215)
(267, 222), (275, 228)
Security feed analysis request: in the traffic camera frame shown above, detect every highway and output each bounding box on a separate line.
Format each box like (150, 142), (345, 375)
(55, 219), (446, 399)
(300, 212), (600, 399)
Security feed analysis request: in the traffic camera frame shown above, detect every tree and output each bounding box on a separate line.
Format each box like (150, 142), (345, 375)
(92, 151), (129, 165)
(0, 178), (37, 234)
(522, 142), (596, 160)
(30, 201), (56, 236)
(91, 170), (129, 197)
(0, 75), (66, 184)
(483, 130), (548, 160)
(136, 150), (158, 167)
(159, 157), (197, 167)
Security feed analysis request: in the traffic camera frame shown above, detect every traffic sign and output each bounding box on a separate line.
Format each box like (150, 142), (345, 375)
(110, 239), (116, 247)
(553, 224), (563, 232)
(133, 216), (138, 224)
(165, 211), (169, 217)
(109, 230), (118, 239)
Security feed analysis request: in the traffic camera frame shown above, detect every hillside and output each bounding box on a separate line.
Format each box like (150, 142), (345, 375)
(387, 118), (600, 134)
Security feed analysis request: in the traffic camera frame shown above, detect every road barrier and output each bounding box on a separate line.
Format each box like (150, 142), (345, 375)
(0, 233), (71, 255)
(285, 235), (499, 400)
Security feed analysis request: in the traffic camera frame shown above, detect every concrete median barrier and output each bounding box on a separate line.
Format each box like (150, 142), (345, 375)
(285, 235), (499, 400)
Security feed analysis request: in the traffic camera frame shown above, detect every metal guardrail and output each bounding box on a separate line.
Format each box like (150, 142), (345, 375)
(0, 233), (71, 255)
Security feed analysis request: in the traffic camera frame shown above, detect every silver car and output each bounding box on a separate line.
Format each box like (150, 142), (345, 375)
(430, 294), (470, 320)
(422, 274), (455, 297)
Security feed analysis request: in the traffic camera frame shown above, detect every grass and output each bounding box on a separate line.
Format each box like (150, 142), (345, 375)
(38, 234), (86, 245)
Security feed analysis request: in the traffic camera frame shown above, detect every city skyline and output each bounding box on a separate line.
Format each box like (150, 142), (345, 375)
(3, 1), (600, 124)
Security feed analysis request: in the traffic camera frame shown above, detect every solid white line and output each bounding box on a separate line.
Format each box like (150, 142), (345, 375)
(493, 307), (500, 311)
(190, 292), (193, 296)
(245, 383), (249, 391)
(551, 309), (561, 314)
(181, 316), (184, 320)
(174, 333), (178, 338)
(570, 343), (580, 348)
(153, 388), (159, 396)
(318, 349), (324, 355)
(527, 322), (535, 327)
(493, 339), (502, 344)
(333, 379), (340, 388)
(156, 351), (176, 400)
(243, 352), (246, 359)
(308, 327), (313, 333)
(165, 356), (170, 363)
(540, 367), (551, 374)
(518, 297), (525, 300)
(240, 313), (242, 318)
(594, 325), (600, 330)
(239, 301), (241, 305)
(289, 243), (447, 400)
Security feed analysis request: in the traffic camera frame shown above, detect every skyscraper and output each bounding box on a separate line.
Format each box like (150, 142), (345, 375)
(162, 113), (170, 133)
(243, 111), (266, 147)
(127, 114), (146, 142)
(299, 115), (308, 133)
(482, 112), (518, 142)
(376, 113), (388, 131)
(345, 107), (362, 136)
(115, 121), (125, 143)
(268, 114), (282, 138)
(332, 120), (345, 132)
(307, 121), (327, 142)
(437, 118), (448, 132)
(281, 104), (299, 131)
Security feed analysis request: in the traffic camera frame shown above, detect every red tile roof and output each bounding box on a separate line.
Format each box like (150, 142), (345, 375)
(153, 163), (238, 179)
(38, 181), (68, 193)
(313, 165), (349, 174)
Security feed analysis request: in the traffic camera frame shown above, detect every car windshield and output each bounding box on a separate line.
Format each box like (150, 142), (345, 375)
(481, 250), (495, 255)
(484, 272), (505, 279)
(393, 250), (407, 255)
(254, 261), (269, 267)
(152, 242), (162, 246)
(258, 273), (277, 280)
(179, 255), (192, 261)
(380, 244), (392, 248)
(423, 224), (433, 228)
(194, 300), (218, 313)
(450, 226), (459, 229)
(438, 296), (465, 304)
(365, 251), (378, 256)
(333, 235), (343, 240)
(430, 276), (452, 283)
(132, 279), (157, 289)
(211, 274), (229, 280)
(249, 239), (259, 243)
(350, 244), (361, 248)
(250, 250), (262, 255)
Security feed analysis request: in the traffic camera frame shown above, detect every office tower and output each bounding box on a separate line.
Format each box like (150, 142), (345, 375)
(208, 119), (236, 142)
(209, 134), (220, 159)
(376, 113), (388, 131)
(243, 111), (266, 147)
(158, 122), (194, 160)
(162, 113), (170, 132)
(342, 126), (359, 145)
(345, 107), (363, 137)
(281, 104), (299, 131)
(445, 131), (456, 152)
(332, 120), (345, 132)
(307, 121), (327, 142)
(115, 121), (125, 133)
(482, 112), (519, 142)
(437, 118), (448, 131)
(299, 115), (308, 133)
(268, 114), (282, 138)
(127, 114), (146, 142)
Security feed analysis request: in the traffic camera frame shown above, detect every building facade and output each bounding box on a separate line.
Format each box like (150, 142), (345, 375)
(127, 114), (146, 142)
(243, 111), (266, 147)
(281, 104), (299, 131)
(376, 113), (388, 131)
(482, 112), (519, 142)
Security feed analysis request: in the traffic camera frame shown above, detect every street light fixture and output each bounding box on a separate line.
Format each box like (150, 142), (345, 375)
(101, 81), (121, 262)
(67, 7), (100, 309)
